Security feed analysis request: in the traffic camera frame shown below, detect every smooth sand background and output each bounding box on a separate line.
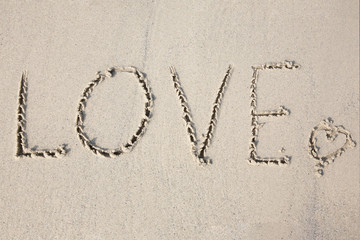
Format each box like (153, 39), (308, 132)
(0, 1), (359, 239)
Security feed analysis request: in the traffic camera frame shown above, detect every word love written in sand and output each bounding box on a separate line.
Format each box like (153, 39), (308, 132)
(15, 61), (356, 177)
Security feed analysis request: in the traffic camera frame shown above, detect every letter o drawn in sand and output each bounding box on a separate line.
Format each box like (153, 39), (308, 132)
(309, 118), (356, 177)
(76, 66), (153, 158)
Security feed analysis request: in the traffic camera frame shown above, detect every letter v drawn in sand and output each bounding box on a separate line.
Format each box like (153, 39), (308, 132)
(169, 65), (233, 165)
(16, 72), (67, 158)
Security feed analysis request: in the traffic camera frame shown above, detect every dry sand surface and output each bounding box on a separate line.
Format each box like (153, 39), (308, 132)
(0, 0), (359, 239)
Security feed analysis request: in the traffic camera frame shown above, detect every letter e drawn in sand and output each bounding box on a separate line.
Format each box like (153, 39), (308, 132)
(169, 65), (233, 165)
(16, 72), (67, 158)
(309, 118), (356, 177)
(249, 60), (300, 166)
(76, 66), (153, 158)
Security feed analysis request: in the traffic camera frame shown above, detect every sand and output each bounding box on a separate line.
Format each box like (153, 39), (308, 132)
(0, 0), (359, 239)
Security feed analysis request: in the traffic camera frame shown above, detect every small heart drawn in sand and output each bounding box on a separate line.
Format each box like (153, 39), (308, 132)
(309, 118), (356, 177)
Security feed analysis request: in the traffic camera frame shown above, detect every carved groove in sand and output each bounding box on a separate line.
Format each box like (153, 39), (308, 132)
(16, 72), (67, 158)
(249, 61), (300, 166)
(170, 65), (233, 165)
(309, 118), (356, 177)
(76, 66), (153, 158)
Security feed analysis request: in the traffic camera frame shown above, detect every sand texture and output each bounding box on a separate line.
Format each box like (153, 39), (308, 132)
(0, 1), (359, 239)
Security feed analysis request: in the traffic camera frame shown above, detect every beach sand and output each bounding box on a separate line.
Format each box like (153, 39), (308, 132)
(0, 1), (359, 239)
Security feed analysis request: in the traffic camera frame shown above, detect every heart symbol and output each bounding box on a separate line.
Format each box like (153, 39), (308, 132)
(309, 118), (356, 177)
